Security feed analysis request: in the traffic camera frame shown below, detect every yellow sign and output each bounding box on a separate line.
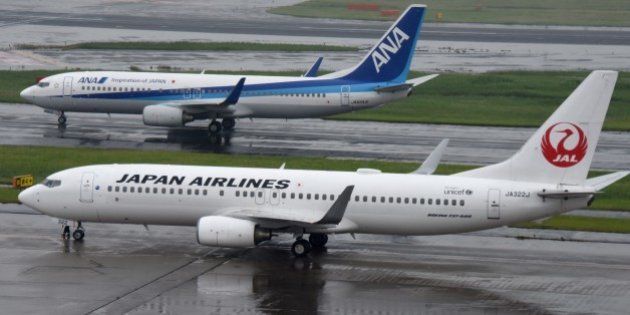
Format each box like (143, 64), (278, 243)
(12, 175), (34, 189)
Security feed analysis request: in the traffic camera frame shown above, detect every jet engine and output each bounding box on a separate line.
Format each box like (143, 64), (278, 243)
(197, 216), (272, 248)
(142, 105), (193, 127)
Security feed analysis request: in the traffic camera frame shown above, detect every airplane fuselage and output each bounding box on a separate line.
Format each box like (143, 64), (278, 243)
(23, 164), (588, 236)
(20, 71), (407, 119)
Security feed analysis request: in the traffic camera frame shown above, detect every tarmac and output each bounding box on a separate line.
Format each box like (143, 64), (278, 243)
(2, 207), (630, 314)
(2, 103), (629, 171)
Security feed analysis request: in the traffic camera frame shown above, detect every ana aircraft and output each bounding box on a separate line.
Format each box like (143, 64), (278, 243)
(19, 5), (436, 133)
(19, 70), (627, 257)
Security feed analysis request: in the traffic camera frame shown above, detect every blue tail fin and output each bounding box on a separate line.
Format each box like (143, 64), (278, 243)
(341, 5), (425, 83)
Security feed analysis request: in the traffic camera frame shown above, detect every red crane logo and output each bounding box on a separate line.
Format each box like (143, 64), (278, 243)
(541, 122), (588, 167)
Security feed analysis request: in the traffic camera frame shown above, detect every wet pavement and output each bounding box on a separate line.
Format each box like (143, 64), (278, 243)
(2, 103), (629, 171)
(2, 209), (630, 314)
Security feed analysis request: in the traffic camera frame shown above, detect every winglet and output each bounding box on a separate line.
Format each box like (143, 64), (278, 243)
(316, 185), (354, 225)
(413, 139), (449, 175)
(304, 57), (323, 77)
(221, 77), (246, 105)
(406, 74), (439, 87)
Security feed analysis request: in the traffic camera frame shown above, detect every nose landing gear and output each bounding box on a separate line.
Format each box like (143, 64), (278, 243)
(57, 111), (67, 127)
(60, 221), (85, 241)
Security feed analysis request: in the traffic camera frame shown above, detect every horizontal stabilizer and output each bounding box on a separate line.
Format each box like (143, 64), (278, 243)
(374, 74), (438, 93)
(413, 139), (449, 175)
(304, 57), (323, 77)
(585, 171), (629, 190)
(538, 188), (597, 199)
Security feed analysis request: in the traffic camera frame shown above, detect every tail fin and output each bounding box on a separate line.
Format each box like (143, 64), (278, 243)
(337, 5), (425, 83)
(455, 70), (618, 185)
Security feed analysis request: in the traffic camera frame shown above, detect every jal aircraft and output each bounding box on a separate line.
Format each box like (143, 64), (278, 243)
(19, 5), (437, 133)
(19, 70), (627, 257)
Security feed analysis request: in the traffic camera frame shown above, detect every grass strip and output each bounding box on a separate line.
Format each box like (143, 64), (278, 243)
(269, 0), (630, 27)
(513, 215), (630, 234)
(15, 41), (358, 52)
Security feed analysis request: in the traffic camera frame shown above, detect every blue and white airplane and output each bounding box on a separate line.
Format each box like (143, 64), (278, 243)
(20, 5), (437, 133)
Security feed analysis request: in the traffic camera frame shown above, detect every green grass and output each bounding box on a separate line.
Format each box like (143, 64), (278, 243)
(514, 215), (630, 234)
(4, 70), (630, 130)
(0, 145), (627, 213)
(16, 41), (357, 52)
(269, 0), (630, 27)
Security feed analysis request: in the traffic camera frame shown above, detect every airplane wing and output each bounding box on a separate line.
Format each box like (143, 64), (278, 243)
(303, 57), (323, 77)
(413, 139), (449, 175)
(374, 74), (439, 93)
(218, 185), (354, 226)
(155, 77), (246, 113)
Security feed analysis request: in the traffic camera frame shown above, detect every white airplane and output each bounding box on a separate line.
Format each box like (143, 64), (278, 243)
(19, 5), (437, 133)
(18, 70), (627, 257)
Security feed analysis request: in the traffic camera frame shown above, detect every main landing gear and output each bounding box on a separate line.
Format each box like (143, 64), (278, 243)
(61, 221), (85, 241)
(208, 118), (236, 134)
(291, 233), (329, 257)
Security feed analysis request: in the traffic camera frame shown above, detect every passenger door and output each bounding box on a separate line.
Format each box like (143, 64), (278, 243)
(487, 189), (501, 219)
(80, 173), (95, 203)
(340, 85), (350, 106)
(62, 76), (73, 105)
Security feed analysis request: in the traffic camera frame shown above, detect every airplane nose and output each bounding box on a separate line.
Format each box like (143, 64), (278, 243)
(20, 87), (33, 103)
(18, 186), (38, 208)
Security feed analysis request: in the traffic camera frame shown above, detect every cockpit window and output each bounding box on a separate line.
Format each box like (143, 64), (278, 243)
(42, 179), (61, 188)
(37, 82), (50, 88)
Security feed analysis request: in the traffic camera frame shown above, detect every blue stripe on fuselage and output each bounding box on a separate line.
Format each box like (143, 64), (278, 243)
(71, 78), (387, 101)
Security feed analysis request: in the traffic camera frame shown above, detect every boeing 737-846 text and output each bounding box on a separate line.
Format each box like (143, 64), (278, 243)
(18, 70), (627, 257)
(19, 5), (436, 133)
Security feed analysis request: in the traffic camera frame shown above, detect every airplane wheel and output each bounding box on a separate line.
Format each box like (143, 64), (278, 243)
(223, 118), (235, 130)
(62, 226), (70, 240)
(72, 229), (85, 241)
(291, 239), (311, 257)
(309, 233), (328, 248)
(209, 120), (222, 134)
(58, 114), (67, 125)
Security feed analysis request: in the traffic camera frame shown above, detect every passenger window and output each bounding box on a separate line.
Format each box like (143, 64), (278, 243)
(363, 196), (368, 202)
(307, 193), (311, 200)
(203, 190), (207, 196)
(178, 188), (183, 195)
(282, 192), (286, 199)
(220, 190), (224, 196)
(451, 199), (456, 206)
(152, 187), (157, 193)
(389, 197), (393, 203)
(412, 198), (417, 204)
(404, 197), (409, 204)
(330, 194), (335, 201)
(372, 196), (376, 203)
(130, 187), (135, 193)
(322, 194), (327, 201)
(242, 191), (247, 197)
(146, 187), (150, 193)
(272, 192), (277, 198)
(396, 197), (401, 204)
(195, 189), (199, 195)
(355, 196), (360, 202)
(122, 186), (127, 192)
(420, 198), (425, 205)
(436, 199), (441, 205)
(170, 188), (174, 194)
(460, 200), (465, 206)
(236, 191), (240, 197)
(107, 186), (112, 192)
(162, 188), (166, 194)
(381, 196), (385, 203)
(187, 189), (192, 195)
(428, 199), (432, 205)
(299, 193), (303, 199)
(314, 194), (319, 200)
(291, 193), (295, 199)
(115, 186), (120, 192)
(444, 199), (448, 205)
